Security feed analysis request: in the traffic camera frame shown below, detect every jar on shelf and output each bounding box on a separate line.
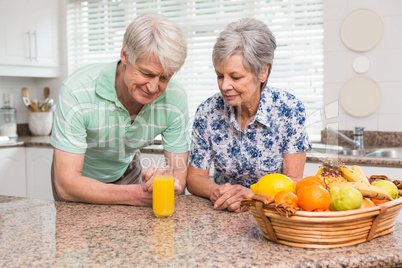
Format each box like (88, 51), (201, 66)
(0, 93), (18, 138)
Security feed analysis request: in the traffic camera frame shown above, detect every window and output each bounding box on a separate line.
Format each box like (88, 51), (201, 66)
(67, 0), (323, 141)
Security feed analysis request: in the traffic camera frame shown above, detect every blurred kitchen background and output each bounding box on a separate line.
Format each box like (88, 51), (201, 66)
(0, 0), (401, 142)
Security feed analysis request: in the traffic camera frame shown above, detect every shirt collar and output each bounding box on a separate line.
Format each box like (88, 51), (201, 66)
(254, 86), (274, 127)
(95, 60), (120, 105)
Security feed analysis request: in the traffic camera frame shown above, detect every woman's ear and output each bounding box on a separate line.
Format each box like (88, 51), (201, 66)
(259, 64), (270, 82)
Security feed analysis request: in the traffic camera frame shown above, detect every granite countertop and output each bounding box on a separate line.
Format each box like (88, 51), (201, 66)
(0, 135), (162, 153)
(306, 154), (402, 167)
(0, 195), (401, 267)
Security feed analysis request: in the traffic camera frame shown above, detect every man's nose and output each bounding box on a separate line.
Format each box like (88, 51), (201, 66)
(146, 77), (160, 93)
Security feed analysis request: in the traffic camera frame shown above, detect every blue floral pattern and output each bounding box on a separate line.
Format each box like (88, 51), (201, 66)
(189, 86), (311, 188)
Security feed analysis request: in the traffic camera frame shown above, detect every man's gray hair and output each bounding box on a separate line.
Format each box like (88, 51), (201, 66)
(123, 13), (187, 75)
(212, 18), (276, 88)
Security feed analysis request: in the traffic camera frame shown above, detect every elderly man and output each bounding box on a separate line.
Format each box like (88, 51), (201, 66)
(51, 13), (188, 206)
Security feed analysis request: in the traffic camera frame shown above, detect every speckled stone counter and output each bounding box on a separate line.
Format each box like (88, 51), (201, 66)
(0, 195), (401, 267)
(17, 135), (53, 147)
(306, 154), (402, 167)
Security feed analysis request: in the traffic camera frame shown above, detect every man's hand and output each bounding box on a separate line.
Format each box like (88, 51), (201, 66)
(210, 183), (253, 213)
(141, 164), (155, 193)
(141, 164), (182, 198)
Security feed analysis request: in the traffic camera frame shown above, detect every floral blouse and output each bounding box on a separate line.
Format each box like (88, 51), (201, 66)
(189, 86), (311, 188)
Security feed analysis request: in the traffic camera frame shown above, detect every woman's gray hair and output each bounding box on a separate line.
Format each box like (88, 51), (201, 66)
(212, 18), (276, 89)
(123, 13), (187, 75)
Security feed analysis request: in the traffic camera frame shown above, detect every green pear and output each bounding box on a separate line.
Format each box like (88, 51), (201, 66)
(330, 186), (363, 211)
(371, 180), (399, 199)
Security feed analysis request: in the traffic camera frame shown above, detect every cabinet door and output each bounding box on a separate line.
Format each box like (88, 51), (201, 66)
(25, 147), (54, 200)
(0, 0), (59, 77)
(0, 147), (26, 197)
(29, 0), (59, 67)
(0, 0), (27, 65)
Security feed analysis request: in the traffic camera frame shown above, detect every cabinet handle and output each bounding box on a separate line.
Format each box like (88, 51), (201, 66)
(26, 30), (32, 61)
(32, 30), (37, 62)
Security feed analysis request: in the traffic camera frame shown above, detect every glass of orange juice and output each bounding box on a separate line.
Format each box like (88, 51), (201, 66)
(153, 167), (175, 217)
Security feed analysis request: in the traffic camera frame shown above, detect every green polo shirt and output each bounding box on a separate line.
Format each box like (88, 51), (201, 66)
(51, 61), (189, 182)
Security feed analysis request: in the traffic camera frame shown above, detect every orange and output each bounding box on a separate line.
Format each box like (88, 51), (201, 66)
(371, 199), (390, 205)
(274, 190), (299, 208)
(296, 176), (325, 194)
(360, 198), (375, 209)
(297, 185), (331, 211)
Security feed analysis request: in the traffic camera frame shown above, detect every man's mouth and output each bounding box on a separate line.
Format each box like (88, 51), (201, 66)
(139, 87), (154, 97)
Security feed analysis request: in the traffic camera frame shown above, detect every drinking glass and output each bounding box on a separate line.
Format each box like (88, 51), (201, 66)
(152, 167), (175, 217)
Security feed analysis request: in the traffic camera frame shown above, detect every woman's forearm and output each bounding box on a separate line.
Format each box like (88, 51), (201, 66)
(186, 165), (217, 199)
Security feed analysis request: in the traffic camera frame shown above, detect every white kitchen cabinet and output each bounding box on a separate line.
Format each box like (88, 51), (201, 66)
(0, 147), (26, 197)
(0, 0), (59, 77)
(25, 147), (54, 200)
(303, 162), (322, 178)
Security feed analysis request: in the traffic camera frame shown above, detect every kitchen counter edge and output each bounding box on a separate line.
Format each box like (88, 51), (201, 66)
(3, 136), (402, 167)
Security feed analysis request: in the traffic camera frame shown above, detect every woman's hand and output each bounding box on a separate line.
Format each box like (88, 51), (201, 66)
(210, 183), (253, 213)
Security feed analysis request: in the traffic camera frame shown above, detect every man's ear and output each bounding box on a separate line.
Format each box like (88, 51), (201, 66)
(259, 64), (270, 83)
(121, 45), (128, 64)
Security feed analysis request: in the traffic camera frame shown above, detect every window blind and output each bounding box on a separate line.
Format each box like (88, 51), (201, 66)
(67, 0), (324, 141)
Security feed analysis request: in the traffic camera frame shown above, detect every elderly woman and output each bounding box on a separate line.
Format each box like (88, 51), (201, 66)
(187, 18), (311, 212)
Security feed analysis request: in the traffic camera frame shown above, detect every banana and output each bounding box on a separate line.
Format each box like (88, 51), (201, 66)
(329, 181), (393, 201)
(351, 165), (366, 177)
(340, 166), (370, 185)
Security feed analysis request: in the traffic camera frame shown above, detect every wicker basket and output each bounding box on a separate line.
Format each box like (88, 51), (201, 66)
(241, 194), (402, 248)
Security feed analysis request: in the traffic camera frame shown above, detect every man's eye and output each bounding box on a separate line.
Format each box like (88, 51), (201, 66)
(216, 76), (223, 80)
(143, 72), (154, 78)
(232, 77), (241, 80)
(160, 76), (169, 82)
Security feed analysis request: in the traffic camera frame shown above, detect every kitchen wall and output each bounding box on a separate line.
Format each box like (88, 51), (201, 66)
(0, 0), (67, 124)
(1, 0), (401, 134)
(324, 0), (402, 132)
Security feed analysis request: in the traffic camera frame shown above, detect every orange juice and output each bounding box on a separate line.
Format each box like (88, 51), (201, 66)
(153, 176), (175, 217)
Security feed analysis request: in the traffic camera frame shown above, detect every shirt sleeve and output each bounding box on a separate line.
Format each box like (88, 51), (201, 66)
(282, 99), (312, 154)
(50, 84), (87, 154)
(189, 105), (213, 170)
(161, 85), (190, 154)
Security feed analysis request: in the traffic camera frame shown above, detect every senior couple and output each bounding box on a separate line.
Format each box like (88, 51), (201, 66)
(51, 14), (310, 212)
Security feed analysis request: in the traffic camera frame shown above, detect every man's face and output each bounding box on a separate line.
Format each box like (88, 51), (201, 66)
(121, 54), (172, 105)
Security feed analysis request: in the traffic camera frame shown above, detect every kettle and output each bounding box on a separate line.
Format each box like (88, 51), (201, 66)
(0, 93), (18, 138)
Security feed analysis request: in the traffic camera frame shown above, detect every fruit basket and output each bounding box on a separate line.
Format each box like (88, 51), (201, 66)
(240, 194), (402, 249)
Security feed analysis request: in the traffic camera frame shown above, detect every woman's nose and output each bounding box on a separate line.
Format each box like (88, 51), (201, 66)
(220, 77), (232, 91)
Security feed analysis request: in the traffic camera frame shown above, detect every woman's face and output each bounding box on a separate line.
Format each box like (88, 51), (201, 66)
(215, 54), (268, 109)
